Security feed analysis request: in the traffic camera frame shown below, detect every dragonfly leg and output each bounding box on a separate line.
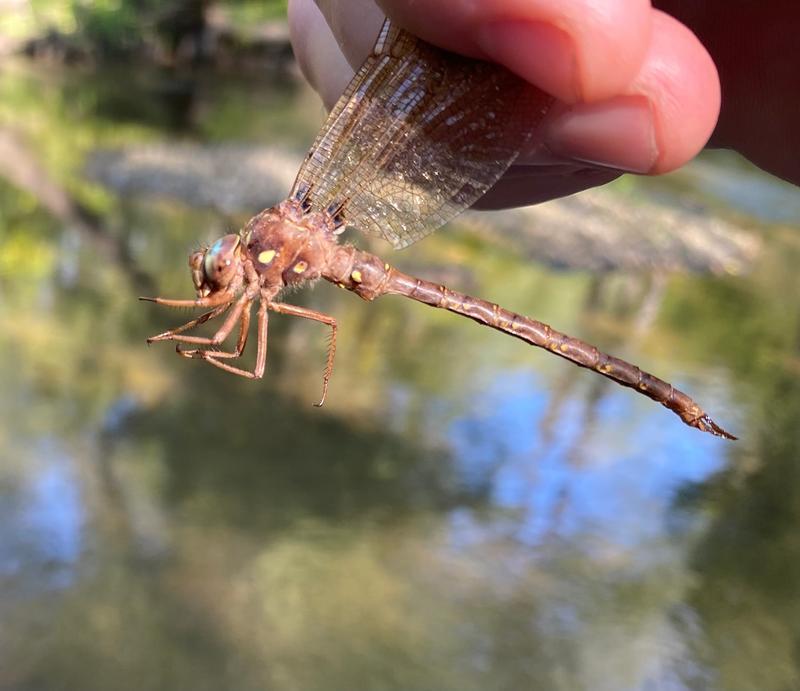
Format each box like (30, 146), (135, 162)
(178, 297), (252, 360)
(159, 294), (248, 347)
(196, 300), (269, 378)
(146, 304), (231, 344)
(140, 291), (235, 309)
(268, 301), (337, 407)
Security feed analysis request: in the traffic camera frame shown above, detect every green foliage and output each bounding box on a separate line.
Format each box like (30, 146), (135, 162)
(225, 0), (288, 24)
(19, 1), (289, 56)
(28, 0), (78, 33)
(70, 0), (149, 54)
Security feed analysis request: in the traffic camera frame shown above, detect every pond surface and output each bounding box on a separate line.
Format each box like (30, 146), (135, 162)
(1, 57), (799, 691)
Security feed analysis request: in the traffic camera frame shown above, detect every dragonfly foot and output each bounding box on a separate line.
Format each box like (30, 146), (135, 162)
(176, 344), (204, 359)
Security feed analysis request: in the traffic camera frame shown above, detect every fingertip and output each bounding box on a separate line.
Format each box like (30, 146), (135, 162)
(543, 11), (721, 176)
(633, 11), (721, 173)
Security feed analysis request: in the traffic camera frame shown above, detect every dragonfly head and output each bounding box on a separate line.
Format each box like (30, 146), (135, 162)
(191, 234), (241, 297)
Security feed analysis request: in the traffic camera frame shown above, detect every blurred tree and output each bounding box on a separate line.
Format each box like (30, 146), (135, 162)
(153, 0), (208, 59)
(19, 0), (289, 60)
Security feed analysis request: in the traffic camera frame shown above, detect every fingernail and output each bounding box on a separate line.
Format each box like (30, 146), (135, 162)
(476, 21), (580, 103)
(545, 95), (660, 173)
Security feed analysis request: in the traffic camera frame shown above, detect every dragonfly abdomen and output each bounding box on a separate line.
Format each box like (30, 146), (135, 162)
(381, 267), (735, 439)
(322, 246), (395, 300)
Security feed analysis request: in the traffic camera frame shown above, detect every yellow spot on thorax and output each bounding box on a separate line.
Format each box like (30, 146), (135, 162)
(258, 249), (276, 265)
(351, 270), (363, 283)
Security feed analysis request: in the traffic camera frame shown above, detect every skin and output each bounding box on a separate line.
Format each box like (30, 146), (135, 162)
(288, 0), (800, 208)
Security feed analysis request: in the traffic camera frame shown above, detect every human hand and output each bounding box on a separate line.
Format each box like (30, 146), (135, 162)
(288, 0), (798, 208)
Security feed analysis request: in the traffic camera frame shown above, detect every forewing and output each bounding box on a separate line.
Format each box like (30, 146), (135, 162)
(291, 20), (552, 249)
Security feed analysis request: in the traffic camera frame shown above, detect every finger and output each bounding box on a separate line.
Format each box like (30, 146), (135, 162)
(542, 10), (720, 174)
(298, 0), (652, 104)
(377, 0), (652, 103)
(288, 0), (356, 107)
(297, 0), (386, 69)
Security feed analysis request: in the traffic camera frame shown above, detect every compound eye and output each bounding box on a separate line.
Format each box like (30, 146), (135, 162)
(203, 234), (240, 286)
(189, 250), (205, 292)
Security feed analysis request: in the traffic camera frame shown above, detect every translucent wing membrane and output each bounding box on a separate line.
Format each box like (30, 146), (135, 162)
(291, 20), (553, 249)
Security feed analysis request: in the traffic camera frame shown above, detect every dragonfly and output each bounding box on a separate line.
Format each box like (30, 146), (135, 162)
(142, 19), (735, 439)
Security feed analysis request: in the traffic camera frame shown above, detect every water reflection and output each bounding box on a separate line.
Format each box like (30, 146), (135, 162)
(1, 55), (799, 690)
(0, 443), (83, 592)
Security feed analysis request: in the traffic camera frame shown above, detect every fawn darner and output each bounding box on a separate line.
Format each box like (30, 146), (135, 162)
(142, 19), (735, 439)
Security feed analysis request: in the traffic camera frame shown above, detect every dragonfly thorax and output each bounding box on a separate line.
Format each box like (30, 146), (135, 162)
(242, 202), (337, 291)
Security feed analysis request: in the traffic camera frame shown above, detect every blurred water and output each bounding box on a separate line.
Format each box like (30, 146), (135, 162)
(0, 58), (799, 691)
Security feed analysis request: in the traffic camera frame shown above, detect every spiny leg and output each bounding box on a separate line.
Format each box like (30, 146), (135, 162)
(178, 297), (252, 360)
(159, 293), (249, 348)
(269, 301), (337, 407)
(147, 303), (231, 344)
(199, 300), (269, 378)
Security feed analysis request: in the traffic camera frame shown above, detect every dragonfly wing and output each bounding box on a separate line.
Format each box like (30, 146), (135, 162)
(290, 19), (553, 249)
